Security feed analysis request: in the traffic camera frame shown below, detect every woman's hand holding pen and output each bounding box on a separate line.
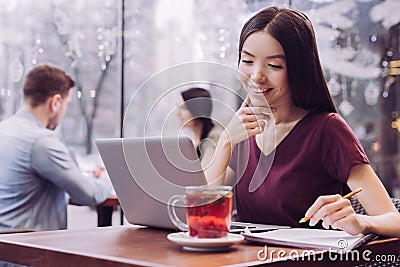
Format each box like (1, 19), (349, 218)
(223, 95), (272, 146)
(301, 189), (368, 235)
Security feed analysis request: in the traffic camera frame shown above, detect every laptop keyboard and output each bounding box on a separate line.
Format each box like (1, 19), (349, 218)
(229, 222), (290, 233)
(230, 224), (257, 230)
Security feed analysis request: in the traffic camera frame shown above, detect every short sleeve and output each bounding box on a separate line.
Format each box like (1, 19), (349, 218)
(200, 127), (221, 152)
(228, 144), (238, 171)
(199, 138), (216, 154)
(321, 114), (369, 183)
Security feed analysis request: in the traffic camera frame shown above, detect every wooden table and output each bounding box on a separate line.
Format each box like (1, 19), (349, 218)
(99, 195), (120, 207)
(70, 195), (122, 227)
(0, 225), (398, 267)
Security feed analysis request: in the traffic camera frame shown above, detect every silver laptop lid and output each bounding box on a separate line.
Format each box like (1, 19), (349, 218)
(96, 136), (207, 229)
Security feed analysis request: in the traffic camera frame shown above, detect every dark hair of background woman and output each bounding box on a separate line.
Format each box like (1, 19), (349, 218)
(181, 87), (215, 156)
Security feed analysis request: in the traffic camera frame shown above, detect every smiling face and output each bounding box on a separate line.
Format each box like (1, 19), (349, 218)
(238, 31), (291, 108)
(176, 98), (195, 129)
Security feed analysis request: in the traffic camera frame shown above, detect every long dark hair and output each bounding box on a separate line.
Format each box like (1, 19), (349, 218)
(181, 87), (214, 143)
(239, 6), (336, 113)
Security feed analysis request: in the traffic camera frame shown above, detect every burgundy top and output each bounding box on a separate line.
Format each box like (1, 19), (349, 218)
(229, 112), (369, 227)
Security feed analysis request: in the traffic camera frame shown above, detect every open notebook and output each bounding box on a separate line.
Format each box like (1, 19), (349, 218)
(242, 228), (377, 252)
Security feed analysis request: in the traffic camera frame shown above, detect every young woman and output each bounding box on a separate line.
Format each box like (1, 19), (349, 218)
(205, 6), (400, 237)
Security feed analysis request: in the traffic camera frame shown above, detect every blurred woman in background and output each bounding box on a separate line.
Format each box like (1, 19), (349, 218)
(176, 87), (220, 169)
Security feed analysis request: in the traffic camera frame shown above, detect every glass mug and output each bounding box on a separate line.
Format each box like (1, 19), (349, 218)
(168, 185), (233, 238)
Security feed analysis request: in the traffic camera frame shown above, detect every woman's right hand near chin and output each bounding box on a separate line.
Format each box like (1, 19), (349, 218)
(223, 95), (271, 146)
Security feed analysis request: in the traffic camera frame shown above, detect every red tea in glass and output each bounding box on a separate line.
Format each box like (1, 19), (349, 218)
(168, 186), (233, 238)
(186, 189), (233, 238)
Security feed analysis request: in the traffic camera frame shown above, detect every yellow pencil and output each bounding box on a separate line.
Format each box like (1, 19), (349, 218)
(299, 187), (363, 223)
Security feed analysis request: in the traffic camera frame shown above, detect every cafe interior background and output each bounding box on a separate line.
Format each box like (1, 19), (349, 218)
(0, 0), (399, 228)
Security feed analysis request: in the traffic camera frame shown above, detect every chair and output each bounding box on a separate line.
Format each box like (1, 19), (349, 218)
(351, 196), (400, 215)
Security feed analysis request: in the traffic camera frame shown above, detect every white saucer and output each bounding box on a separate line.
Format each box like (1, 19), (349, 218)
(167, 232), (244, 251)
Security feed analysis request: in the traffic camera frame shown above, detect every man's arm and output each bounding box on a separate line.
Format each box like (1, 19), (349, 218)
(31, 134), (112, 206)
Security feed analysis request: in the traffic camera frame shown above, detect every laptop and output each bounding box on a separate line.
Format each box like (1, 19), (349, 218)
(96, 136), (289, 232)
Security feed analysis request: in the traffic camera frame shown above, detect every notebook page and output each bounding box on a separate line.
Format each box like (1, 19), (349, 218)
(243, 228), (373, 251)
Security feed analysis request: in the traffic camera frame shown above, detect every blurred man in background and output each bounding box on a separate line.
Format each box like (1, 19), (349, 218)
(0, 64), (112, 232)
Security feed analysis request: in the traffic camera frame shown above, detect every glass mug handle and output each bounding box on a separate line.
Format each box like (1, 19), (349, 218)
(167, 194), (188, 232)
